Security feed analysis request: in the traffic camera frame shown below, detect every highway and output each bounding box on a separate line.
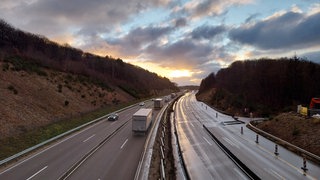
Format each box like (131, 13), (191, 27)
(175, 93), (248, 179)
(0, 101), (157, 180)
(175, 92), (320, 179)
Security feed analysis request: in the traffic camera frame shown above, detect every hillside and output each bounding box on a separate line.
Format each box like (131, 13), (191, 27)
(254, 112), (320, 157)
(0, 58), (135, 139)
(0, 19), (179, 137)
(0, 19), (178, 99)
(197, 58), (320, 116)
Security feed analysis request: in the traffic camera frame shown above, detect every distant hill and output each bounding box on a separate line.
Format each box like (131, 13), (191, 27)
(0, 19), (178, 99)
(197, 57), (320, 116)
(179, 85), (199, 90)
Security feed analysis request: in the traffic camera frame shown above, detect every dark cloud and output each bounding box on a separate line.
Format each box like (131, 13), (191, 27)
(0, 0), (170, 37)
(229, 11), (320, 50)
(175, 17), (187, 27)
(107, 26), (173, 56)
(191, 25), (226, 40)
(145, 38), (214, 68)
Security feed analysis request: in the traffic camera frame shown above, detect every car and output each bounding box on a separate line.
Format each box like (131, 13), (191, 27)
(107, 113), (119, 121)
(139, 102), (145, 106)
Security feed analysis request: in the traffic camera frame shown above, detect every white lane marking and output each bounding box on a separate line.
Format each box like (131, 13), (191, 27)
(223, 137), (239, 149)
(190, 122), (195, 127)
(269, 168), (285, 180)
(120, 139), (129, 149)
(233, 168), (247, 180)
(26, 166), (48, 180)
(83, 134), (96, 143)
(202, 137), (212, 146)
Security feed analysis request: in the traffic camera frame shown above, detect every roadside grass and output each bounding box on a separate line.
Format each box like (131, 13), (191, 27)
(0, 100), (143, 161)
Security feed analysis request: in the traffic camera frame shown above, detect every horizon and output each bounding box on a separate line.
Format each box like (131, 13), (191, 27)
(1, 0), (319, 86)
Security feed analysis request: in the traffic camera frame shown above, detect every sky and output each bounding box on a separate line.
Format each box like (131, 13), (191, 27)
(1, 0), (320, 86)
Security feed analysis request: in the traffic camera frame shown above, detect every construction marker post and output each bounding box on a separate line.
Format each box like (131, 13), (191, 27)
(255, 134), (259, 144)
(301, 157), (308, 172)
(241, 127), (243, 134)
(274, 144), (279, 156)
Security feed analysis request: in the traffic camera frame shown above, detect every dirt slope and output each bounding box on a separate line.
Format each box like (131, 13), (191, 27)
(255, 112), (320, 156)
(0, 61), (134, 139)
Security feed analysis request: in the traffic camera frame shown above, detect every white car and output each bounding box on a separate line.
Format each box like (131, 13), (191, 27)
(139, 102), (145, 106)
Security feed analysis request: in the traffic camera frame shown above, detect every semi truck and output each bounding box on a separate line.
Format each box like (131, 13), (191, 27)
(132, 108), (153, 135)
(154, 98), (164, 109)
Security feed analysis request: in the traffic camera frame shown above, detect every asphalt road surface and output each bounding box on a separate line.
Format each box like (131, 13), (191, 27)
(175, 93), (248, 179)
(175, 92), (320, 179)
(0, 101), (158, 180)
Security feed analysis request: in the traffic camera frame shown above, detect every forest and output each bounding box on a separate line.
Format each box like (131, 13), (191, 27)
(0, 19), (178, 98)
(197, 57), (320, 116)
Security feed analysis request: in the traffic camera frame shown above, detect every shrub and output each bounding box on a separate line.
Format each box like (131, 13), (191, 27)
(64, 100), (69, 106)
(7, 85), (18, 94)
(57, 84), (62, 93)
(2, 63), (9, 71)
(292, 126), (300, 136)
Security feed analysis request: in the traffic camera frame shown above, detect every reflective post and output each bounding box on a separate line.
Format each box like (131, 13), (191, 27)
(274, 144), (279, 156)
(241, 127), (243, 134)
(301, 157), (308, 173)
(255, 134), (259, 143)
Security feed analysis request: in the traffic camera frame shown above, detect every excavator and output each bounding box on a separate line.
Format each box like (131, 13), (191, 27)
(309, 97), (320, 116)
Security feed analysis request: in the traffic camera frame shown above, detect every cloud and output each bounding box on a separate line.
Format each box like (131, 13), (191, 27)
(191, 25), (227, 40)
(180, 0), (253, 19)
(106, 26), (173, 57)
(245, 13), (260, 23)
(145, 38), (214, 68)
(301, 51), (320, 63)
(175, 17), (187, 27)
(0, 0), (170, 39)
(229, 10), (320, 50)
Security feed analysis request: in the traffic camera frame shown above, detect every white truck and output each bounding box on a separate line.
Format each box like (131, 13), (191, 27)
(154, 98), (164, 109)
(132, 108), (153, 135)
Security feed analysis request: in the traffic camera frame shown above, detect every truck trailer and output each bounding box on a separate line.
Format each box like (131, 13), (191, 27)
(154, 98), (164, 109)
(132, 108), (153, 135)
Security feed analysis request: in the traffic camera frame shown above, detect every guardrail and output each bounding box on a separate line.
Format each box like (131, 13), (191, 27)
(134, 103), (168, 180)
(247, 121), (320, 164)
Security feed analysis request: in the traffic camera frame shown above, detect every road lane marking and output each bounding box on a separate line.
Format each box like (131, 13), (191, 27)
(266, 168), (285, 180)
(190, 122), (195, 127)
(120, 139), (129, 149)
(223, 137), (239, 149)
(83, 134), (96, 143)
(26, 166), (48, 180)
(202, 136), (212, 146)
(233, 168), (247, 180)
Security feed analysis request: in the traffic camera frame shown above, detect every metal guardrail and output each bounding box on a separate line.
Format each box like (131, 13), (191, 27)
(0, 102), (140, 166)
(134, 103), (168, 180)
(248, 121), (320, 163)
